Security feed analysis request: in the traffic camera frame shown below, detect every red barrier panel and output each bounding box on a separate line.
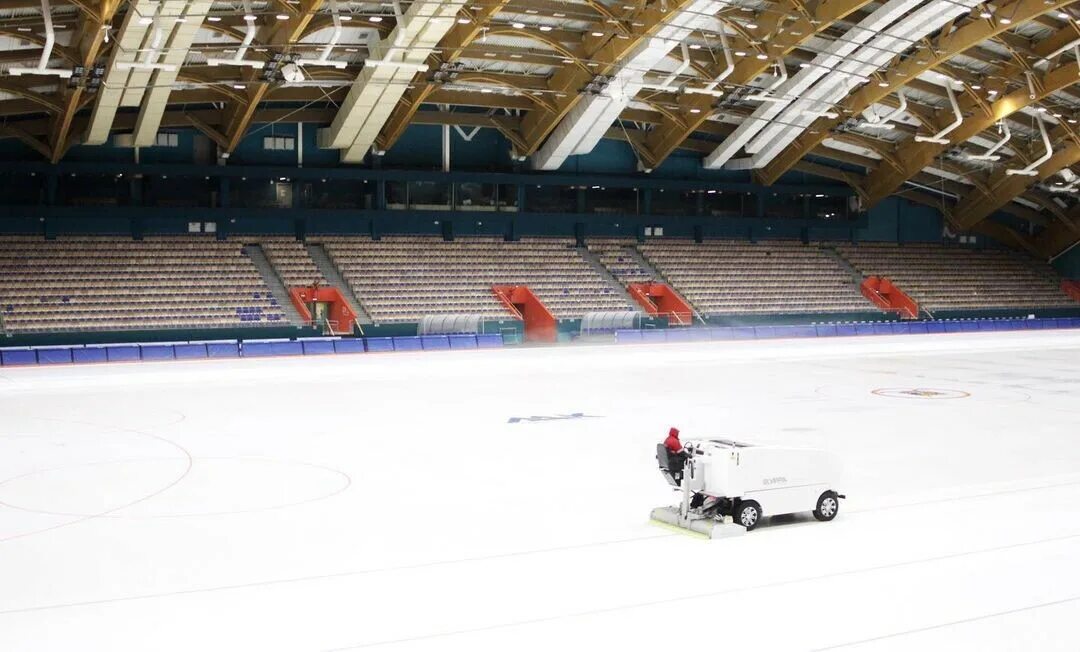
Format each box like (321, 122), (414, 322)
(626, 282), (693, 326)
(290, 286), (357, 335)
(1062, 280), (1080, 302)
(861, 276), (919, 319)
(492, 285), (555, 342)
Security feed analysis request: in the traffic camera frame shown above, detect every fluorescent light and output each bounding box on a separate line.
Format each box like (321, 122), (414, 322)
(878, 82), (889, 87)
(1000, 17), (1011, 24)
(457, 17), (469, 24)
(755, 53), (767, 60)
(689, 108), (701, 113)
(591, 31), (603, 36)
(746, 23), (757, 29)
(539, 25), (552, 31)
(275, 14), (290, 20)
(207, 16), (221, 22)
(369, 15), (382, 22)
(512, 22), (525, 28)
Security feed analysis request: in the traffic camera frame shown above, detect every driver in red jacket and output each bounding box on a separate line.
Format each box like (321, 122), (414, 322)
(663, 427), (689, 482)
(663, 427), (684, 454)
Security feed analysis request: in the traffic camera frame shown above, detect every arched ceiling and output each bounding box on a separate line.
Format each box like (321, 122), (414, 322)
(0, 0), (1078, 255)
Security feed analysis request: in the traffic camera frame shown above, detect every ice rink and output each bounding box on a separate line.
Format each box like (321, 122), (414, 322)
(1, 330), (1079, 651)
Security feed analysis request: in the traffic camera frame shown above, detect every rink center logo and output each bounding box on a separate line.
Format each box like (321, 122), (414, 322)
(507, 413), (603, 424)
(872, 388), (971, 400)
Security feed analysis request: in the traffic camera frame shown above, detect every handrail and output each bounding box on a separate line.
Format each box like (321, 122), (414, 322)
(324, 317), (336, 336)
(354, 317), (365, 337)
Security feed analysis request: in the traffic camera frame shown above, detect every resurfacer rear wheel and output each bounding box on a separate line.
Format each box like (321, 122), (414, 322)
(814, 491), (839, 522)
(736, 501), (761, 531)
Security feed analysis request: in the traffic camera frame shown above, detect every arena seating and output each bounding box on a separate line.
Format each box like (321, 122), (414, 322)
(834, 243), (1077, 312)
(587, 238), (655, 285)
(257, 237), (325, 288)
(0, 235), (287, 333)
(637, 239), (872, 315)
(317, 236), (634, 322)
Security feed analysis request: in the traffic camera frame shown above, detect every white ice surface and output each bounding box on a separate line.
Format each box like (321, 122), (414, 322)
(1, 331), (1079, 651)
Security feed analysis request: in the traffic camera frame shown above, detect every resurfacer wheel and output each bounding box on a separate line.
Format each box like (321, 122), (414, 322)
(814, 491), (840, 522)
(737, 501), (761, 531)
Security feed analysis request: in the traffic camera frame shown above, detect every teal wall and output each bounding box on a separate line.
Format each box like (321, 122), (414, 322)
(1054, 246), (1080, 279)
(0, 119), (972, 249)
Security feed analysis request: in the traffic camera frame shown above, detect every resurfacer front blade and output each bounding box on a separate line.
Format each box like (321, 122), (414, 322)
(649, 506), (746, 539)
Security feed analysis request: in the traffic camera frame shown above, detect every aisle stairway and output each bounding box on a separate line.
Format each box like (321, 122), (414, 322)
(306, 243), (373, 324)
(243, 245), (305, 326)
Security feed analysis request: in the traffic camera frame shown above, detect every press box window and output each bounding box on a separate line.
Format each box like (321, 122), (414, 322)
(155, 132), (179, 147)
(263, 136), (295, 151)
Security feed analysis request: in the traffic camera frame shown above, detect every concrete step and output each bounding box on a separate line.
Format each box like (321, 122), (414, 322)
(577, 246), (639, 311)
(243, 244), (306, 326)
(822, 245), (866, 287)
(306, 243), (373, 325)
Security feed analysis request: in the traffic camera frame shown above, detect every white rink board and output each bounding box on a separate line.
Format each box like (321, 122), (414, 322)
(1, 330), (1079, 651)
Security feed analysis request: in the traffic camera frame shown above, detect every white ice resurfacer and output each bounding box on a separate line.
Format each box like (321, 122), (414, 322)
(650, 439), (845, 538)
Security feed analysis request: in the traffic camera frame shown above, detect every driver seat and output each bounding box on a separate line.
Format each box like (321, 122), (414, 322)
(656, 443), (683, 487)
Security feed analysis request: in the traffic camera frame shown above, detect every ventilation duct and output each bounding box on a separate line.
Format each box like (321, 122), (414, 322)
(745, 60), (788, 102)
(318, 0), (468, 162)
(1006, 115), (1052, 176)
(532, 0), (728, 170)
(714, 0), (982, 170)
(85, 1), (157, 144)
(861, 91), (907, 130)
(912, 82), (961, 144)
(8, 0), (73, 78)
(297, 0), (347, 69)
(702, 0), (931, 170)
(965, 121), (1010, 161)
(132, 0), (213, 146)
(116, 21), (175, 72)
(206, 2), (264, 69)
